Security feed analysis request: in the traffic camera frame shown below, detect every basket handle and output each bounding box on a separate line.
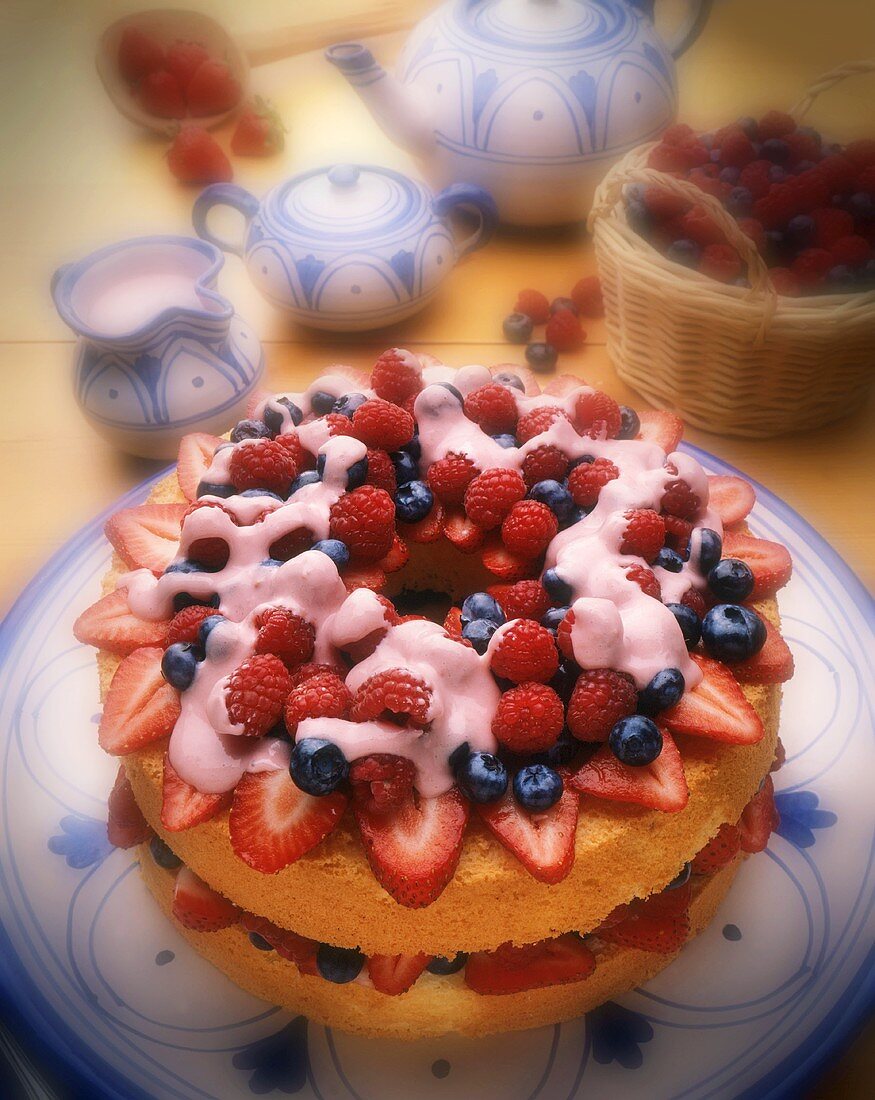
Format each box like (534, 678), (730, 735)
(791, 58), (875, 120)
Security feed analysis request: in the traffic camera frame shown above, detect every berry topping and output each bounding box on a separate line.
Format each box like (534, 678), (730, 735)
(225, 654), (292, 737)
(567, 668), (637, 741)
(351, 398), (415, 450)
(570, 728), (689, 812)
(574, 390), (622, 438)
(662, 654), (764, 744)
(521, 444), (569, 487)
(394, 480), (434, 523)
(489, 579), (551, 621)
(370, 348), (423, 405)
(733, 618), (794, 684)
(661, 478), (701, 519)
(491, 682), (564, 752)
(567, 457), (619, 507)
(464, 468), (527, 529)
(228, 439), (296, 496)
(363, 448), (396, 495)
(427, 452), (480, 508)
(284, 671), (351, 734)
(99, 647), (181, 755)
(254, 608), (315, 670)
(455, 750), (509, 804)
(464, 383), (519, 435)
(351, 668), (433, 726)
(73, 589), (169, 655)
(349, 753), (416, 813)
(708, 558), (755, 602)
(637, 668), (685, 716)
(620, 508), (666, 562)
(720, 531), (793, 597)
(490, 619), (559, 683)
(329, 485), (395, 563)
(105, 502), (187, 574)
(516, 405), (571, 443)
(289, 738), (349, 796)
(625, 563), (662, 599)
(501, 500), (558, 558)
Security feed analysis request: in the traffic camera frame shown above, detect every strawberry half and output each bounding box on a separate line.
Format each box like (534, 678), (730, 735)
(366, 952), (432, 995)
(399, 500), (445, 544)
(480, 537), (535, 581)
(721, 531), (793, 598)
(570, 728), (689, 812)
(161, 754), (231, 832)
(465, 934), (596, 995)
(707, 475), (756, 526)
(636, 410), (683, 453)
(737, 775), (780, 853)
(98, 647), (181, 754)
(105, 503), (187, 573)
(171, 866), (240, 932)
(542, 373), (584, 396)
(354, 787), (469, 908)
(443, 510), (486, 554)
(176, 432), (224, 502)
(106, 765), (152, 848)
(74, 589), (169, 654)
(342, 564), (387, 593)
(475, 786), (579, 884)
(691, 822), (741, 873)
(229, 769), (347, 873)
(662, 654), (764, 744)
(241, 913), (318, 974)
(597, 881), (691, 954)
(733, 619), (794, 684)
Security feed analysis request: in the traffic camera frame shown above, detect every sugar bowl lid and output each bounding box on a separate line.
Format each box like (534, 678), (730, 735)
(261, 164), (430, 245)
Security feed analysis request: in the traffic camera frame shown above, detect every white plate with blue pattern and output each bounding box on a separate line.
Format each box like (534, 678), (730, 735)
(0, 444), (872, 1100)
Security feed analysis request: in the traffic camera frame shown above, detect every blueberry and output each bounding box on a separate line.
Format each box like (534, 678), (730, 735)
(290, 738), (349, 796)
(666, 602), (702, 648)
(786, 214), (815, 249)
(447, 741), (471, 775)
(793, 159), (818, 175)
(457, 751), (508, 803)
(862, 258), (875, 288)
(666, 239), (701, 268)
(240, 488), (284, 502)
(249, 932), (274, 951)
(654, 547), (684, 573)
(263, 396), (303, 434)
(796, 125), (822, 148)
(535, 727), (580, 769)
(542, 605), (570, 634)
(550, 296), (578, 315)
(503, 312), (534, 344)
(230, 418), (270, 443)
(309, 390), (335, 415)
(492, 433), (518, 449)
(527, 479), (573, 521)
(542, 567), (572, 604)
(525, 342), (558, 372)
(312, 539), (350, 568)
(161, 643), (199, 690)
(461, 618), (499, 654)
(825, 264), (856, 290)
(345, 456), (369, 489)
(493, 370), (525, 392)
(626, 196), (651, 237)
(617, 405), (640, 439)
(332, 391), (368, 419)
(149, 836), (181, 869)
(427, 952), (469, 975)
(697, 528), (723, 573)
(762, 138), (790, 164)
(461, 592), (505, 627)
(551, 656), (580, 703)
(395, 480), (434, 522)
(164, 559), (204, 576)
(316, 944), (365, 984)
(719, 166), (741, 185)
(261, 558), (284, 568)
(440, 382), (464, 403)
(702, 604), (767, 662)
(708, 558), (754, 602)
(402, 434), (422, 461)
(609, 715), (663, 766)
(666, 862), (692, 890)
(726, 186), (753, 217)
(638, 668), (685, 716)
(288, 470), (321, 495)
(763, 229), (788, 265)
(565, 506), (590, 526)
(768, 165), (787, 183)
(513, 764), (563, 811)
(847, 191), (874, 223)
(736, 116), (759, 139)
(196, 480), (235, 499)
(197, 614), (225, 648)
(391, 450), (418, 485)
(172, 591), (219, 612)
(568, 454), (595, 470)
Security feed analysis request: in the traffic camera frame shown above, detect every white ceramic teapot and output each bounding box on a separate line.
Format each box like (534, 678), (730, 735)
(327, 0), (712, 225)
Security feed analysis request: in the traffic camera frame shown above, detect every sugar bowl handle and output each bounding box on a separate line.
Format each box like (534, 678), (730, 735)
(192, 184), (261, 257)
(432, 183), (499, 259)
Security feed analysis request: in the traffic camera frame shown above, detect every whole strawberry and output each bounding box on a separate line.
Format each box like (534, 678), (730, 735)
(166, 40), (210, 92)
(187, 58), (242, 116)
(167, 126), (232, 184)
(231, 97), (287, 156)
(118, 26), (164, 84)
(138, 69), (186, 119)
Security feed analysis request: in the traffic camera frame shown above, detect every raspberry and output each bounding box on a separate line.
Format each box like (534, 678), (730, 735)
(349, 754), (416, 812)
(690, 174), (730, 201)
(574, 390), (622, 438)
(719, 130), (756, 168)
(370, 348), (423, 405)
(784, 130), (821, 165)
(625, 563), (661, 599)
(567, 668), (637, 741)
(793, 168), (830, 210)
(662, 514), (692, 553)
(364, 448), (397, 495)
(254, 608), (315, 669)
(379, 533), (409, 573)
(753, 184), (798, 229)
(463, 383), (518, 435)
(642, 186), (688, 221)
(545, 309), (586, 352)
(226, 654), (292, 737)
(811, 207), (855, 249)
(351, 398), (414, 450)
(770, 267), (802, 296)
(814, 153), (856, 192)
(274, 430), (312, 471)
(661, 478), (701, 519)
(329, 485), (395, 563)
(289, 661), (345, 688)
(757, 110), (796, 140)
(464, 468), (527, 529)
(680, 204), (724, 246)
(831, 235), (871, 267)
(556, 608), (575, 659)
(427, 453), (479, 506)
(522, 444), (569, 488)
(567, 457), (619, 507)
(489, 580), (551, 621)
(491, 682), (564, 752)
(648, 141), (708, 172)
(228, 439), (296, 495)
(846, 139), (875, 168)
(284, 671), (351, 733)
(700, 243), (742, 283)
(165, 605), (221, 647)
(514, 288), (551, 323)
(516, 405), (571, 444)
(351, 668), (432, 726)
(855, 165), (875, 194)
(490, 619), (558, 683)
(324, 412), (355, 437)
(620, 509), (665, 562)
(662, 122), (695, 146)
(739, 160), (773, 200)
(501, 500), (558, 558)
(790, 247), (834, 287)
(570, 275), (604, 317)
(737, 217), (765, 250)
(680, 587), (707, 617)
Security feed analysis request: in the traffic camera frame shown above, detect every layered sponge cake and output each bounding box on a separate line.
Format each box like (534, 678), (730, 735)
(75, 350), (793, 1039)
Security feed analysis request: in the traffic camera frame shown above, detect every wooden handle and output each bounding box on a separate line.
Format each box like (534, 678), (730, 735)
(791, 58), (875, 120)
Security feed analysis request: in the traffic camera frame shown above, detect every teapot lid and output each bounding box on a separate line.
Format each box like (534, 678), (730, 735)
(455, 0), (637, 54)
(262, 164), (430, 245)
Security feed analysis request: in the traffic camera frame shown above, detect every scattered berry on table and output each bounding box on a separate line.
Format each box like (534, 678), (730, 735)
(231, 97), (286, 156)
(545, 309), (586, 352)
(167, 126), (232, 184)
(570, 275), (604, 317)
(503, 312), (534, 344)
(525, 342), (558, 372)
(514, 288), (551, 324)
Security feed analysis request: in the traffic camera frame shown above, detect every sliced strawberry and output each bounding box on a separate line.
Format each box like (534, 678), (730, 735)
(171, 866), (240, 932)
(662, 654), (764, 744)
(105, 503), (187, 573)
(366, 952), (432, 995)
(98, 647), (181, 754)
(443, 510), (486, 554)
(542, 373), (584, 396)
(690, 822), (741, 873)
(481, 537), (535, 581)
(342, 564), (387, 593)
(241, 913), (318, 974)
(74, 589), (169, 654)
(465, 934), (596, 995)
(378, 534), (409, 574)
(229, 769), (347, 873)
(399, 500), (444, 544)
(570, 728), (689, 812)
(161, 754), (231, 832)
(176, 432), (224, 501)
(707, 475), (756, 526)
(354, 787), (468, 908)
(737, 775), (779, 853)
(598, 882), (691, 954)
(475, 786), (579, 884)
(106, 765), (152, 848)
(637, 410), (684, 452)
(721, 531), (793, 598)
(733, 619), (794, 684)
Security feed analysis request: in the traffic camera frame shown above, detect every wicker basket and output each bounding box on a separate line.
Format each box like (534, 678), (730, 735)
(588, 61), (875, 438)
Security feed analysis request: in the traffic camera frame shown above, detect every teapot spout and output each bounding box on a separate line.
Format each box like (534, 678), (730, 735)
(325, 43), (434, 159)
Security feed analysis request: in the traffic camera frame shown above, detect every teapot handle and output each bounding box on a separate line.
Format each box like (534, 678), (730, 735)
(658, 0), (713, 59)
(192, 183), (261, 257)
(432, 183), (499, 259)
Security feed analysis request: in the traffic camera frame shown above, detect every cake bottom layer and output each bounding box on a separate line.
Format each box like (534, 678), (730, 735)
(138, 850), (741, 1040)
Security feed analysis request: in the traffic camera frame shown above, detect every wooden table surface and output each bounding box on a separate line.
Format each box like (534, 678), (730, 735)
(0, 0), (872, 1094)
